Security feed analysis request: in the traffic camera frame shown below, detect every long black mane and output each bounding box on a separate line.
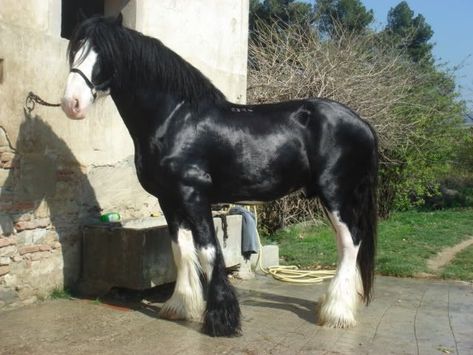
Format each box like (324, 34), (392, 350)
(68, 16), (227, 106)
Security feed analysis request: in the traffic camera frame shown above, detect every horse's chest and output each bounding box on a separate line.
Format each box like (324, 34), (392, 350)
(133, 143), (164, 194)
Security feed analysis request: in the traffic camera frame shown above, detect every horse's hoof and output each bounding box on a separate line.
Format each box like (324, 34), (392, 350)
(317, 295), (357, 328)
(159, 294), (203, 321)
(159, 306), (185, 320)
(318, 312), (357, 328)
(202, 309), (242, 337)
(203, 279), (242, 337)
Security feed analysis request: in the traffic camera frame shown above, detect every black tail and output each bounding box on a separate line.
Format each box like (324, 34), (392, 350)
(355, 146), (378, 304)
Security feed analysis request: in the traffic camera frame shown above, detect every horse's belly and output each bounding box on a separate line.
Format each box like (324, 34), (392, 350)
(210, 157), (309, 203)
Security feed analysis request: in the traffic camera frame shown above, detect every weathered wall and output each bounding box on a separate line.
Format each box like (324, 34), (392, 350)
(132, 0), (249, 103)
(0, 0), (249, 307)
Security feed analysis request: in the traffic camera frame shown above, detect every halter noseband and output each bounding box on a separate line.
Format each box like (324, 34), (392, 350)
(70, 68), (112, 101)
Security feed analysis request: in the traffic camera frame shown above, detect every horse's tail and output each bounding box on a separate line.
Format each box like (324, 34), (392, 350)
(355, 135), (378, 304)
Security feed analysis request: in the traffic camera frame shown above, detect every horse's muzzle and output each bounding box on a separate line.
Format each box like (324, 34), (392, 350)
(61, 97), (86, 120)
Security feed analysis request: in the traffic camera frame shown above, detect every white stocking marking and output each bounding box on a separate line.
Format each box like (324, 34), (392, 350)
(160, 228), (204, 320)
(197, 245), (216, 282)
(318, 211), (362, 328)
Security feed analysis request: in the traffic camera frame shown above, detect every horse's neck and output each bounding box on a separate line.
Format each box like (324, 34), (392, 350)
(111, 89), (180, 139)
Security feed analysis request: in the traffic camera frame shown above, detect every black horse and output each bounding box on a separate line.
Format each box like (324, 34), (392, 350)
(61, 15), (378, 337)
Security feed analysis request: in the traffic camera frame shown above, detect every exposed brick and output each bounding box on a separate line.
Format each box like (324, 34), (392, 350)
(19, 245), (41, 255)
(31, 251), (50, 261)
(0, 152), (15, 169)
(15, 218), (50, 232)
(16, 229), (48, 245)
(0, 237), (16, 248)
(0, 151), (14, 163)
(39, 245), (51, 252)
(0, 245), (16, 257)
(0, 265), (10, 276)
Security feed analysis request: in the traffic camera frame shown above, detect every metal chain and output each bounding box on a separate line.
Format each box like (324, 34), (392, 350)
(25, 91), (61, 114)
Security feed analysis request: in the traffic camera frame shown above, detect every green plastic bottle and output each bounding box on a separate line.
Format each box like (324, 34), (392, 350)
(100, 212), (121, 223)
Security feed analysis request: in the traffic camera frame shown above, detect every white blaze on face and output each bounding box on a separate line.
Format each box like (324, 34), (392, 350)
(61, 41), (98, 120)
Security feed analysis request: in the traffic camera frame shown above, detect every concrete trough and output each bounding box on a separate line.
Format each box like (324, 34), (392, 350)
(79, 215), (245, 296)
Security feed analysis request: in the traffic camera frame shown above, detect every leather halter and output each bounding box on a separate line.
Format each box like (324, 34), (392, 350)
(70, 68), (112, 101)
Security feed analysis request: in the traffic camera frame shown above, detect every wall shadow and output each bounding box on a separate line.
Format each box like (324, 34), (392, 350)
(0, 111), (101, 295)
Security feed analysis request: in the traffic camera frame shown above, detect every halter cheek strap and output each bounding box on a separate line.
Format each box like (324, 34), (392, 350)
(70, 68), (97, 100)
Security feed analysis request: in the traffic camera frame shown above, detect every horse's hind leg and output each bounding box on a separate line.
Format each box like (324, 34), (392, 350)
(318, 209), (362, 328)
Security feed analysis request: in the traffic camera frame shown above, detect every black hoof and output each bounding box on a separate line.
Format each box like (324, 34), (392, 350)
(202, 307), (241, 337)
(202, 284), (241, 337)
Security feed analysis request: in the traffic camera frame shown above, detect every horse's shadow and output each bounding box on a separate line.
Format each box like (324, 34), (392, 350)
(238, 287), (318, 324)
(99, 282), (319, 330)
(0, 112), (101, 293)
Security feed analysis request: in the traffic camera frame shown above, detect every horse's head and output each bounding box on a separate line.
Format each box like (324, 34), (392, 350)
(61, 16), (122, 119)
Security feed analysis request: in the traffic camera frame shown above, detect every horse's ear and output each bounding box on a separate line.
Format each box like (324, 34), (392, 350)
(115, 13), (123, 26)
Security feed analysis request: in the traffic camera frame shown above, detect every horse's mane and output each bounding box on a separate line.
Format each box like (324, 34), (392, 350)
(67, 16), (227, 106)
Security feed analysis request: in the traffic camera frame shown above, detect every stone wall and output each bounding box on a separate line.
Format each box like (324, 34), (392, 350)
(0, 0), (249, 308)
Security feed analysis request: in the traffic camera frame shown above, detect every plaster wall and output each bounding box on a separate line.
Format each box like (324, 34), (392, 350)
(132, 0), (249, 103)
(0, 0), (249, 307)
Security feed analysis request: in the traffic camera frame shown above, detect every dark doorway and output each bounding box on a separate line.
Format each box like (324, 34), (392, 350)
(61, 0), (105, 39)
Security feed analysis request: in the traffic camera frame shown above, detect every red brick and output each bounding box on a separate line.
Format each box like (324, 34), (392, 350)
(0, 152), (14, 163)
(0, 237), (16, 248)
(0, 265), (10, 276)
(0, 152), (15, 169)
(39, 245), (52, 252)
(15, 218), (50, 232)
(19, 245), (41, 255)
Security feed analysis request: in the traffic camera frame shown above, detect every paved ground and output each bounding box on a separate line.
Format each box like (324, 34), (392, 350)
(0, 276), (472, 355)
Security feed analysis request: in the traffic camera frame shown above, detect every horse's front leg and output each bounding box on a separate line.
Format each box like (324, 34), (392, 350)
(158, 199), (205, 321)
(160, 186), (241, 337)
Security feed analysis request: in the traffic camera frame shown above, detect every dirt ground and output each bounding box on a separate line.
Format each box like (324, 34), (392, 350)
(0, 276), (472, 355)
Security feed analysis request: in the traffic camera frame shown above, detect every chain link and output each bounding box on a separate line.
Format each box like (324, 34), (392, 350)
(25, 92), (61, 114)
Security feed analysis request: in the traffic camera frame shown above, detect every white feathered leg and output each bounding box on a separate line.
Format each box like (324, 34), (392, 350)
(160, 228), (204, 320)
(318, 211), (363, 328)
